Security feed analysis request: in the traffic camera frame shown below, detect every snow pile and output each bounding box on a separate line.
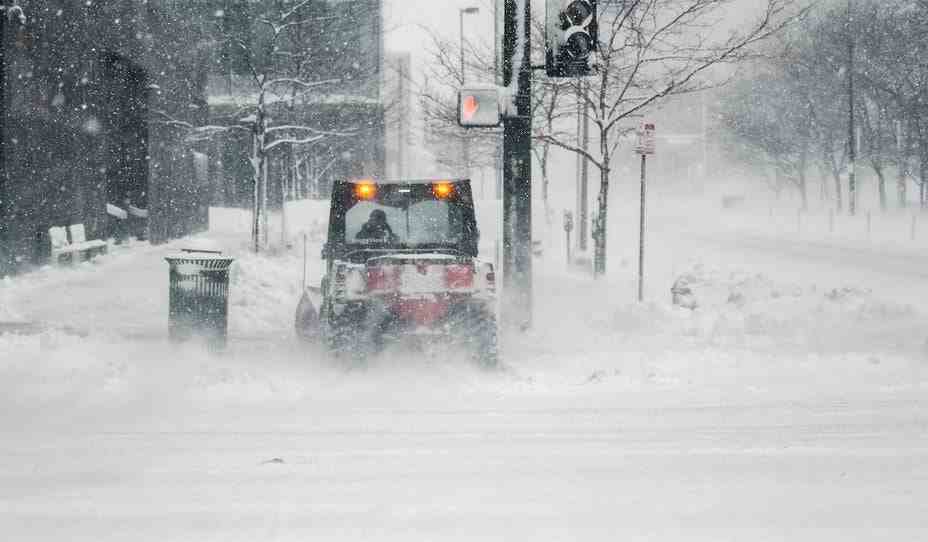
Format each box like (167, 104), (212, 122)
(666, 265), (923, 356)
(0, 276), (25, 322)
(227, 245), (309, 339)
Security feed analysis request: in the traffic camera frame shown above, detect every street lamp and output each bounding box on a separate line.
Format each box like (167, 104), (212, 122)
(0, 1), (26, 273)
(459, 6), (479, 187)
(459, 6), (479, 85)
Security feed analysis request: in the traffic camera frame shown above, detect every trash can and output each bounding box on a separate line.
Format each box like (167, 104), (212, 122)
(165, 250), (235, 350)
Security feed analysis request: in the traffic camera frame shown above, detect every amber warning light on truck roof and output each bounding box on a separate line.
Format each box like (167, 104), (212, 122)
(355, 180), (377, 200)
(432, 182), (454, 199)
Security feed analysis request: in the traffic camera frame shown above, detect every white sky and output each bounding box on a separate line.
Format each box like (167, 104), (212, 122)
(384, 0), (764, 82)
(381, 0), (766, 179)
(384, 0), (496, 80)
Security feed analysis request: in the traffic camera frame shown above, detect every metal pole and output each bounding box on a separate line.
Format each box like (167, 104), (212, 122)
(575, 79), (582, 250)
(460, 10), (465, 86)
(0, 2), (20, 273)
(460, 10), (468, 180)
(397, 55), (407, 179)
(566, 228), (571, 269)
(579, 80), (590, 252)
(302, 233), (307, 290)
(638, 154), (646, 303)
(501, 0), (532, 330)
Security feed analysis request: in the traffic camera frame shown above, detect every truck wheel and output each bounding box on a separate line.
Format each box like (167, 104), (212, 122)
(322, 305), (381, 365)
(468, 307), (499, 368)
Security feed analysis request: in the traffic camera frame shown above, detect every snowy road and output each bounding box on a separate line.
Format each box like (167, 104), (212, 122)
(3, 394), (927, 540)
(2, 205), (928, 540)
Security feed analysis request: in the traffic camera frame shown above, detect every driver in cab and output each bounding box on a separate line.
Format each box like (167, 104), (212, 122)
(356, 209), (398, 242)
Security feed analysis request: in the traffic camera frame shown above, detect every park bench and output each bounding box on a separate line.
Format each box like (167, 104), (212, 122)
(49, 224), (108, 265)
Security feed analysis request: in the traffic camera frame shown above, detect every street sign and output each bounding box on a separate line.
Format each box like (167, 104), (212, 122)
(635, 122), (656, 155)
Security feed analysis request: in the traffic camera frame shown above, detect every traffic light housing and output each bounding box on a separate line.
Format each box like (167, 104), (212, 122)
(546, 0), (598, 78)
(458, 87), (501, 128)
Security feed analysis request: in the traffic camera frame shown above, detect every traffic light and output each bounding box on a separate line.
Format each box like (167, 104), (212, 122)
(546, 0), (598, 78)
(458, 87), (501, 128)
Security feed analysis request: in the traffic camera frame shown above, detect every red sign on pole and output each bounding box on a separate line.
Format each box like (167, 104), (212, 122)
(635, 123), (656, 155)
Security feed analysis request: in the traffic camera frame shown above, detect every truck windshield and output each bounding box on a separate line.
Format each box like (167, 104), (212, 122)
(346, 198), (464, 246)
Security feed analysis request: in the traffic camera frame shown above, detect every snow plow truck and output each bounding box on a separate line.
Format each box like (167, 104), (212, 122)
(295, 178), (498, 366)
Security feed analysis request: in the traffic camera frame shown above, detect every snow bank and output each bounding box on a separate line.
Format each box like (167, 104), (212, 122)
(666, 265), (923, 356)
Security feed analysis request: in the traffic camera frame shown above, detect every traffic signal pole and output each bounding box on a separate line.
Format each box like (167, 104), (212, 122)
(501, 0), (533, 330)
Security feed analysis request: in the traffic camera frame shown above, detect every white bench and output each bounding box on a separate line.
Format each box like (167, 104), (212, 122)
(49, 224), (108, 265)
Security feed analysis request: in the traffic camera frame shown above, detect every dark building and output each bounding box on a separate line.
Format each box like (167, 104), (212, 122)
(0, 1), (214, 275)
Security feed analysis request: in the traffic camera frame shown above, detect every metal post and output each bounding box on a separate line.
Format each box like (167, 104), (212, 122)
(460, 10), (467, 180)
(579, 80), (590, 252)
(501, 0), (532, 330)
(575, 79), (582, 249)
(566, 229), (571, 268)
(0, 2), (23, 273)
(638, 154), (646, 303)
(459, 10), (465, 86)
(460, 7), (478, 182)
(397, 55), (407, 179)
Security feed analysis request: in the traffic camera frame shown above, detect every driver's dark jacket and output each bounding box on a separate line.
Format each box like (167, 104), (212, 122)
(356, 221), (394, 240)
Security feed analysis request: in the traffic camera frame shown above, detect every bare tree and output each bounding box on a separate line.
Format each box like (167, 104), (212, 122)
(154, 1), (376, 253)
(418, 10), (570, 212)
(719, 71), (811, 207)
(538, 0), (802, 276)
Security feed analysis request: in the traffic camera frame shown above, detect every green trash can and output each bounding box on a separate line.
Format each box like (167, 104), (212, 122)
(166, 250), (235, 350)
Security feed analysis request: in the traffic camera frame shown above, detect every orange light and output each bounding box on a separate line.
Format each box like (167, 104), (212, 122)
(432, 182), (454, 199)
(355, 181), (377, 200)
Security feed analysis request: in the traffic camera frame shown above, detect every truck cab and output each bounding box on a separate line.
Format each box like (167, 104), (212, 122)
(297, 178), (498, 365)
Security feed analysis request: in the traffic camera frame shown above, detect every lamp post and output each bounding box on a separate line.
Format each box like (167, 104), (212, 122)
(459, 6), (478, 183)
(0, 1), (26, 272)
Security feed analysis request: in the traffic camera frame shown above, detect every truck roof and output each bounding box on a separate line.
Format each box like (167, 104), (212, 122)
(341, 178), (471, 185)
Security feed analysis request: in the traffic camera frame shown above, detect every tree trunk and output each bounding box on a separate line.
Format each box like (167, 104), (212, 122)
(798, 169), (808, 211)
(921, 136), (928, 210)
(832, 165), (843, 213)
(260, 150), (269, 249)
(540, 153), (550, 222)
(798, 148), (809, 211)
(251, 132), (262, 253)
(818, 163), (829, 202)
(825, 147), (843, 212)
(873, 161), (887, 212)
(593, 164), (610, 277)
(898, 164), (908, 209)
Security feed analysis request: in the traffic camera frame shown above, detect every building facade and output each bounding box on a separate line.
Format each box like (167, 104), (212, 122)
(0, 0), (214, 275)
